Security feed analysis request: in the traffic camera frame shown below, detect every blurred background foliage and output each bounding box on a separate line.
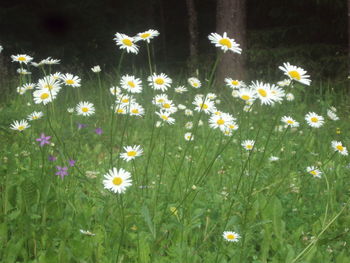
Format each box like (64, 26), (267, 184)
(0, 0), (347, 82)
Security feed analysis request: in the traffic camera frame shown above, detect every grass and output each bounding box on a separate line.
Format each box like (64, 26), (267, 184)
(1, 44), (350, 263)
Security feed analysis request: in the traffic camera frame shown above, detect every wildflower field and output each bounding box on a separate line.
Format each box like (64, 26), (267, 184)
(1, 31), (350, 263)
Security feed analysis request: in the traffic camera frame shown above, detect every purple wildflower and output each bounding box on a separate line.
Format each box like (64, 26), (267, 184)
(77, 123), (87, 130)
(95, 128), (103, 135)
(56, 166), (68, 179)
(48, 155), (57, 162)
(68, 159), (76, 167)
(36, 133), (51, 147)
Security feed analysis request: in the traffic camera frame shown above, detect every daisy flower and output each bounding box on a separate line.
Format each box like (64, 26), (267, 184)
(23, 83), (35, 92)
(42, 57), (60, 65)
(110, 86), (121, 96)
(152, 94), (169, 105)
(11, 54), (33, 64)
(160, 101), (177, 114)
(156, 110), (175, 124)
(33, 89), (55, 105)
(305, 112), (324, 128)
(188, 77), (201, 88)
(91, 65), (101, 73)
(116, 94), (135, 105)
(331, 141), (348, 156)
(306, 166), (322, 178)
(135, 29), (160, 43)
(177, 104), (186, 110)
(185, 109), (193, 116)
(223, 231), (240, 242)
(120, 74), (142, 93)
(207, 93), (217, 100)
(285, 93), (295, 101)
(114, 104), (128, 115)
(277, 79), (292, 87)
(16, 86), (26, 95)
(148, 73), (172, 91)
(61, 73), (81, 88)
(242, 140), (255, 151)
(237, 88), (256, 103)
(27, 111), (44, 121)
(174, 86), (188, 93)
(250, 81), (275, 105)
(193, 96), (216, 114)
(185, 121), (193, 129)
(76, 101), (95, 116)
(114, 33), (139, 54)
(225, 78), (245, 89)
(103, 168), (132, 194)
(129, 103), (145, 116)
(281, 116), (299, 128)
(208, 32), (242, 54)
(209, 112), (235, 131)
(327, 110), (339, 121)
(17, 68), (31, 75)
(120, 145), (143, 162)
(10, 120), (30, 132)
(184, 132), (194, 141)
(279, 62), (311, 86)
(36, 76), (62, 95)
(270, 85), (285, 103)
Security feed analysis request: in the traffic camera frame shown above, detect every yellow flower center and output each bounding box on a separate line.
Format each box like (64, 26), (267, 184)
(117, 108), (124, 113)
(127, 151), (137, 157)
(82, 107), (89, 112)
(219, 38), (232, 48)
(336, 145), (344, 152)
(246, 145), (253, 149)
(40, 93), (49, 99)
(227, 234), (235, 240)
(200, 103), (208, 109)
(155, 78), (165, 85)
(33, 116), (38, 119)
(131, 109), (139, 114)
(161, 115), (168, 120)
(128, 81), (135, 88)
(310, 170), (317, 176)
(311, 117), (318, 123)
(18, 56), (26, 61)
(258, 89), (267, 97)
(241, 95), (250, 101)
(122, 39), (133, 46)
(158, 99), (165, 103)
(217, 119), (225, 125)
(193, 83), (198, 87)
(18, 125), (25, 131)
(112, 177), (123, 185)
(66, 79), (74, 85)
(288, 70), (301, 80)
(287, 120), (294, 124)
(122, 98), (129, 103)
(232, 80), (239, 86)
(45, 84), (53, 90)
(163, 103), (170, 108)
(141, 33), (150, 39)
(229, 124), (235, 129)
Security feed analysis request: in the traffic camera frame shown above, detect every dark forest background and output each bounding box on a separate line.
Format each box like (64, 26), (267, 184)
(0, 0), (348, 83)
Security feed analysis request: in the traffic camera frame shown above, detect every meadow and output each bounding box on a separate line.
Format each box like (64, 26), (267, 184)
(0, 31), (350, 263)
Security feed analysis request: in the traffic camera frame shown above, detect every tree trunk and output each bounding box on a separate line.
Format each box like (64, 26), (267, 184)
(186, 0), (199, 73)
(216, 0), (247, 85)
